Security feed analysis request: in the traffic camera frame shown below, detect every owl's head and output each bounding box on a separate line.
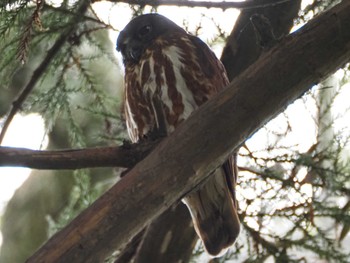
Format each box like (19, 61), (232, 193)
(116, 14), (185, 65)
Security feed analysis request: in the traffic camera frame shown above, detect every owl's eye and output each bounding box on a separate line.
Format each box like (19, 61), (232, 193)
(138, 25), (152, 38)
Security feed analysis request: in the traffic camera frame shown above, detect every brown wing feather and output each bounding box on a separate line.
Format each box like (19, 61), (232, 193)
(188, 35), (230, 90)
(181, 34), (240, 255)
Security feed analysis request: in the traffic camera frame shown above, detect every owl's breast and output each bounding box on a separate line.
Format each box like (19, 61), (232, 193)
(124, 40), (200, 142)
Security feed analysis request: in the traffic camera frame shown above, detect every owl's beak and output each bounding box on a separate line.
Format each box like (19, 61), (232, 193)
(128, 45), (142, 62)
(117, 35), (143, 64)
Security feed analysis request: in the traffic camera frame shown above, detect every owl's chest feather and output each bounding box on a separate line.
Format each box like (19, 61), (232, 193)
(124, 41), (200, 142)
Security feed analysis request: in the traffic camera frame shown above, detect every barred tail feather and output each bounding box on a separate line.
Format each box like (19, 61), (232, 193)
(183, 167), (240, 256)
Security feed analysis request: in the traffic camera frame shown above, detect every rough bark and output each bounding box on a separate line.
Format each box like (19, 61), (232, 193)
(221, 0), (301, 80)
(24, 1), (350, 262)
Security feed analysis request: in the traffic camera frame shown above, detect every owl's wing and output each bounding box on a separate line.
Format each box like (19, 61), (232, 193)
(181, 35), (240, 256)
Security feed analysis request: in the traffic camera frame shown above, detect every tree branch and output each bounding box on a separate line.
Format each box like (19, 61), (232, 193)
(0, 139), (159, 169)
(95, 0), (293, 10)
(24, 1), (350, 262)
(221, 0), (301, 79)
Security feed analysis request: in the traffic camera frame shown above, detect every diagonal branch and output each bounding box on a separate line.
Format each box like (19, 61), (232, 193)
(25, 1), (350, 262)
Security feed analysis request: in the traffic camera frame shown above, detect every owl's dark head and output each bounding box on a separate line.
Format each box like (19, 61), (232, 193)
(117, 13), (185, 65)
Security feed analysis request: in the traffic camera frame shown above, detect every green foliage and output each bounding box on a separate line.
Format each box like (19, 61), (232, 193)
(0, 0), (124, 255)
(1, 0), (123, 141)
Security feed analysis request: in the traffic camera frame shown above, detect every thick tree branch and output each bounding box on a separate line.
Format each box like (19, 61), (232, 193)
(25, 1), (350, 262)
(95, 0), (293, 10)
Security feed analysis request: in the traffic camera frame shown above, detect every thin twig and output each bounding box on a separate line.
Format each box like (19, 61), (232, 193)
(43, 3), (114, 30)
(17, 0), (44, 63)
(96, 0), (293, 10)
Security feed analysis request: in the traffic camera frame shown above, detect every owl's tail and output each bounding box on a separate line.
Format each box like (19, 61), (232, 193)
(182, 158), (240, 256)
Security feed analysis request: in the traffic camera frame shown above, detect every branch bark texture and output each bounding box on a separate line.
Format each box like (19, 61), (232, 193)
(0, 140), (159, 169)
(25, 1), (350, 262)
(221, 0), (301, 79)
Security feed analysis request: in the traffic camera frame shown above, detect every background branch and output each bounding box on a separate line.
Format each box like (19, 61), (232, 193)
(94, 0), (293, 10)
(25, 1), (350, 262)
